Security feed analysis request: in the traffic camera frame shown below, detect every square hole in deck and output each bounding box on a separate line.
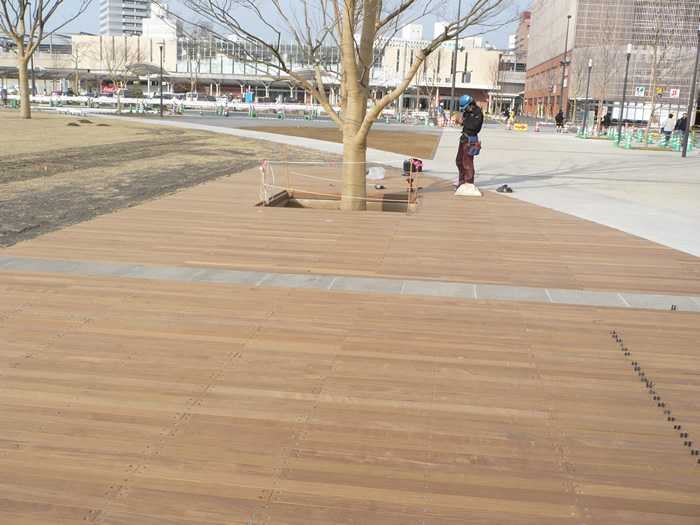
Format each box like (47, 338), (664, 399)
(257, 190), (422, 213)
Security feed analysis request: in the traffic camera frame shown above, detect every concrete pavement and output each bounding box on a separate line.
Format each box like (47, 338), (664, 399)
(428, 125), (700, 258)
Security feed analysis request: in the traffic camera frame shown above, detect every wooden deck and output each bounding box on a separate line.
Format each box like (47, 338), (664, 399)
(1, 164), (699, 524)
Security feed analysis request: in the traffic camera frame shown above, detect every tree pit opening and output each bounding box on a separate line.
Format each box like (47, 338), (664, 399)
(257, 190), (422, 213)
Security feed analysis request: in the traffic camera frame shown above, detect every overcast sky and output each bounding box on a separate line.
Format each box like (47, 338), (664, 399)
(53, 0), (532, 48)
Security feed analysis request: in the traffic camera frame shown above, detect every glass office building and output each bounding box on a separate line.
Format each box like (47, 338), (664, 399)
(525, 0), (700, 122)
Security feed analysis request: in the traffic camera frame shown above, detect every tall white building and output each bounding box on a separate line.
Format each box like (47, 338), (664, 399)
(141, 2), (177, 40)
(401, 24), (423, 41)
(100, 0), (151, 36)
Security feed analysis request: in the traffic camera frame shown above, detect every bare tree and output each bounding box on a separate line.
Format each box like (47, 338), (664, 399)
(487, 54), (502, 115)
(0, 0), (91, 118)
(413, 49), (441, 115)
(638, 2), (692, 148)
(184, 40), (202, 99)
(98, 38), (148, 114)
(182, 21), (215, 99)
(168, 0), (514, 210)
(590, 26), (623, 136)
(568, 47), (593, 128)
(70, 41), (91, 95)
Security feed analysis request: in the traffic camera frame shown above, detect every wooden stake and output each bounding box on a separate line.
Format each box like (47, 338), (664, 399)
(284, 145), (290, 194)
(407, 161), (413, 214)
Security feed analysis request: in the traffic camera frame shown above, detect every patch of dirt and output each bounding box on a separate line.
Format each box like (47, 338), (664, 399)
(240, 126), (440, 160)
(0, 112), (440, 248)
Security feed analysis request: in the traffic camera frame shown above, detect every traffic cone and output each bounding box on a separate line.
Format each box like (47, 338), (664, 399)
(563, 124), (568, 133)
(583, 129), (588, 139)
(625, 135), (632, 149)
(506, 120), (511, 130)
(535, 122), (540, 132)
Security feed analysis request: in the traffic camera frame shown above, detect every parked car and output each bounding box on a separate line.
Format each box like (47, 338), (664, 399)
(83, 92), (96, 98)
(283, 96), (300, 104)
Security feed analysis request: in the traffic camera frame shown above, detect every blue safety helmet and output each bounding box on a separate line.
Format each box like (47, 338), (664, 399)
(459, 94), (473, 111)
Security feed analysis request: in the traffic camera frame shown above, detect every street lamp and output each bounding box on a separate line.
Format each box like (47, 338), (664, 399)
(582, 58), (592, 134)
(681, 22), (700, 158)
(558, 14), (572, 114)
(449, 0), (462, 115)
(159, 41), (164, 118)
(616, 43), (632, 140)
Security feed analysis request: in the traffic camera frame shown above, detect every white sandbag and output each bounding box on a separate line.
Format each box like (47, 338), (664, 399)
(455, 183), (482, 197)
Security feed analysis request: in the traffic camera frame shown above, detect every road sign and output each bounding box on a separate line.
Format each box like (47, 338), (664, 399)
(670, 88), (680, 99)
(514, 123), (528, 131)
(634, 87), (645, 97)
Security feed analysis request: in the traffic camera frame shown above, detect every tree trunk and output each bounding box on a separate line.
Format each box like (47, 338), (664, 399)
(644, 100), (658, 150)
(18, 54), (31, 119)
(340, 96), (369, 211)
(595, 99), (604, 136)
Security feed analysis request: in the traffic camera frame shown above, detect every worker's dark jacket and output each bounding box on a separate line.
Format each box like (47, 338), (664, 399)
(460, 105), (484, 142)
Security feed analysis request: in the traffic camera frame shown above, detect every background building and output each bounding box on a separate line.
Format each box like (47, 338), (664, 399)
(100, 0), (151, 36)
(0, 9), (525, 114)
(525, 0), (700, 125)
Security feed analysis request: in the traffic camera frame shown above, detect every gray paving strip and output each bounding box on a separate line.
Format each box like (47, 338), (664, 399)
(1, 256), (698, 312)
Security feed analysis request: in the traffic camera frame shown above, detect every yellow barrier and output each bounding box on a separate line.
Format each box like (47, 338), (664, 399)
(514, 123), (528, 131)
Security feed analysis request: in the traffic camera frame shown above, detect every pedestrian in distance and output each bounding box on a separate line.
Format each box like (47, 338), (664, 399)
(555, 109), (564, 132)
(454, 95), (484, 189)
(662, 113), (676, 146)
(675, 113), (688, 142)
(0, 87), (7, 108)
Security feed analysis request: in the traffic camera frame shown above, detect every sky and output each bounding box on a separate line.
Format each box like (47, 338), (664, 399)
(53, 0), (532, 49)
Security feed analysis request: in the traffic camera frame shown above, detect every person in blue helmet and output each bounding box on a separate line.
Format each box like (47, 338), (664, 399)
(454, 94), (483, 189)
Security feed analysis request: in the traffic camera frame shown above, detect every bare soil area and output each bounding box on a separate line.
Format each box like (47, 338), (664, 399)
(0, 111), (439, 248)
(240, 126), (440, 159)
